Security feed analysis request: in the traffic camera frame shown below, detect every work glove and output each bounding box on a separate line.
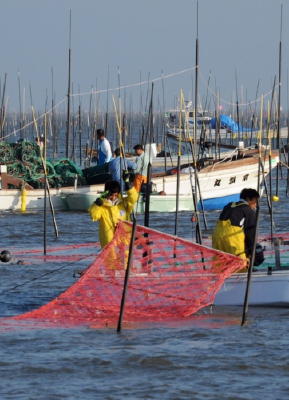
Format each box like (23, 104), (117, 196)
(122, 170), (130, 183)
(94, 197), (103, 206)
(125, 181), (133, 191)
(122, 170), (132, 190)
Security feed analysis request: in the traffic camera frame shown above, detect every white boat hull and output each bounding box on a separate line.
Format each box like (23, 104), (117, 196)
(151, 155), (277, 199)
(0, 152), (278, 212)
(0, 184), (105, 211)
(215, 270), (289, 306)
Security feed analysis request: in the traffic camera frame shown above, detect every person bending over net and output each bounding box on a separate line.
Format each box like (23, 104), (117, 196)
(212, 188), (262, 271)
(88, 178), (138, 248)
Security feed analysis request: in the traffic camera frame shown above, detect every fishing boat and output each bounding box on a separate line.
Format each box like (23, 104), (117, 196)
(1, 143), (279, 213)
(145, 148), (279, 212)
(215, 234), (289, 307)
(165, 101), (212, 132)
(215, 269), (289, 306)
(61, 148), (279, 212)
(0, 184), (105, 212)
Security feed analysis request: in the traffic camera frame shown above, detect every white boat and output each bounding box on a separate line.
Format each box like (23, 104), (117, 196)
(165, 101), (212, 130)
(0, 148), (279, 213)
(215, 235), (289, 307)
(0, 184), (105, 212)
(60, 149), (279, 212)
(215, 269), (289, 307)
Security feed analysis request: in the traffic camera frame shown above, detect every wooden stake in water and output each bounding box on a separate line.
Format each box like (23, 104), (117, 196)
(43, 113), (47, 255)
(117, 218), (137, 333)
(241, 200), (260, 326)
(32, 107), (59, 239)
(241, 95), (263, 326)
(144, 84), (154, 228)
(174, 90), (183, 237)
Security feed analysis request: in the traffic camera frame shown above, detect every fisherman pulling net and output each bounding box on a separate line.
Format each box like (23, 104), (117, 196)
(7, 221), (244, 329)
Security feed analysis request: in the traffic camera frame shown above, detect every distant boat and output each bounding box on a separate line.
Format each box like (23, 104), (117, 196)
(165, 101), (212, 129)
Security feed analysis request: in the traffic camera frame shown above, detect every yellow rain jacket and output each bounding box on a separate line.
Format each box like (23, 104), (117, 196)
(88, 187), (138, 248)
(212, 200), (257, 262)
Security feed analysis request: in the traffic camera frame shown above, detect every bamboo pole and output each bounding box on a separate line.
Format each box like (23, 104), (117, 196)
(174, 90), (183, 236)
(117, 217), (137, 333)
(241, 95), (263, 326)
(32, 107), (59, 239)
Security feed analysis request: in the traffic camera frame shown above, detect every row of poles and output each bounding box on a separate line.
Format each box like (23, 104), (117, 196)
(1, 3), (287, 331)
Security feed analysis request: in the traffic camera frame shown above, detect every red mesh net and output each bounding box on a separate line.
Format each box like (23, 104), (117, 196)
(10, 221), (243, 328)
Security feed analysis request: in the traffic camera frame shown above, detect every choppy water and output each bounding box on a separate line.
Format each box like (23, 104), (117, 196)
(1, 176), (289, 399)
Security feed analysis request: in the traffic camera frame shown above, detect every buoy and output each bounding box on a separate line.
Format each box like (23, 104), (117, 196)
(0, 250), (12, 263)
(21, 186), (27, 212)
(272, 195), (279, 202)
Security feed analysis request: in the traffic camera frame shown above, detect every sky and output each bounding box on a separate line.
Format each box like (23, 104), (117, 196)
(0, 0), (287, 113)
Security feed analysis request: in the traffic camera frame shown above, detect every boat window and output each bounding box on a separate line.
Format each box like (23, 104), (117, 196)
(243, 174), (249, 181)
(214, 179), (221, 186)
(229, 177), (236, 184)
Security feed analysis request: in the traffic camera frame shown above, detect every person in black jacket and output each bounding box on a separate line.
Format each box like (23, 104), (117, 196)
(212, 188), (260, 266)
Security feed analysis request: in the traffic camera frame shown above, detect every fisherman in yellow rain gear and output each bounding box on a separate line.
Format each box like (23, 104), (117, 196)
(88, 176), (138, 248)
(212, 188), (260, 270)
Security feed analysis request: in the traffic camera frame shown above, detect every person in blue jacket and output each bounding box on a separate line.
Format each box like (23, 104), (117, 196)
(109, 148), (136, 191)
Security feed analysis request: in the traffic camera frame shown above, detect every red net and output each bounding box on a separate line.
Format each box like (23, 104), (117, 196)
(10, 221), (243, 328)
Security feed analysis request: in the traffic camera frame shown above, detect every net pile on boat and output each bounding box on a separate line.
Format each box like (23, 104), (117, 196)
(10, 221), (244, 328)
(0, 140), (86, 188)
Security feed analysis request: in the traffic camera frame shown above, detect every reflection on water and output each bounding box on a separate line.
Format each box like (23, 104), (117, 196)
(1, 178), (289, 399)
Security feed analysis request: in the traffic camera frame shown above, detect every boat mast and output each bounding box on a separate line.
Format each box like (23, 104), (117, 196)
(104, 64), (110, 136)
(194, 0), (199, 151)
(174, 90), (183, 237)
(235, 70), (240, 143)
(275, 4), (283, 200)
(0, 73), (7, 139)
(144, 83), (154, 228)
(276, 4), (282, 150)
(65, 9), (72, 158)
(17, 72), (23, 140)
(192, 0), (203, 243)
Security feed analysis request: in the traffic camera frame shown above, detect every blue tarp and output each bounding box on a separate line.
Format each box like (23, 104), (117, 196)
(210, 114), (251, 133)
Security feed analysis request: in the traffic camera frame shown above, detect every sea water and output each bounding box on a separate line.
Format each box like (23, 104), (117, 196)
(1, 178), (289, 399)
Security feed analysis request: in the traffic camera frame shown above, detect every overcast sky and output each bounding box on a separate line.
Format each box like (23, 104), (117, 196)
(0, 0), (287, 112)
